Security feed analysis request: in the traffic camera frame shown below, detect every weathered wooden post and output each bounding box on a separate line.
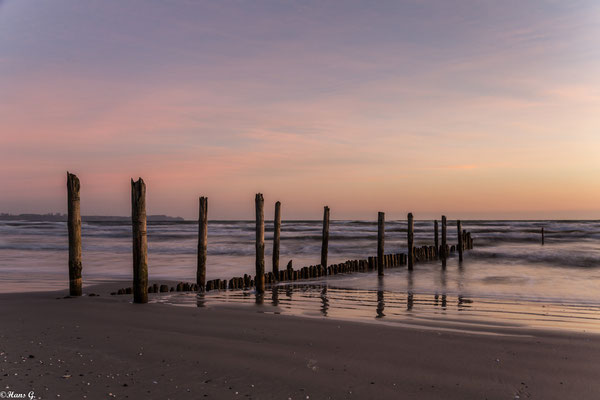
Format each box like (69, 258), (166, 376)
(321, 206), (330, 274)
(541, 227), (545, 245)
(197, 196), (208, 290)
(255, 193), (265, 294)
(273, 201), (281, 278)
(434, 220), (439, 252)
(67, 172), (82, 296)
(441, 215), (447, 265)
(457, 220), (463, 262)
(131, 178), (148, 304)
(407, 213), (414, 270)
(377, 212), (385, 276)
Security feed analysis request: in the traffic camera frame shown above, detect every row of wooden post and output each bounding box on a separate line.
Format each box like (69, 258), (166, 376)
(66, 172), (473, 303)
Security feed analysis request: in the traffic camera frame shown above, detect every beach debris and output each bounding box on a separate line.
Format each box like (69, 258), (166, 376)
(306, 359), (319, 372)
(61, 374), (71, 379)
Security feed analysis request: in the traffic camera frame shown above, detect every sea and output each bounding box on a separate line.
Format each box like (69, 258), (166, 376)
(2, 219), (599, 332)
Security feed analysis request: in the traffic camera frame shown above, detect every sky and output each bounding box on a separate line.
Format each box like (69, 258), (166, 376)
(1, 0), (599, 220)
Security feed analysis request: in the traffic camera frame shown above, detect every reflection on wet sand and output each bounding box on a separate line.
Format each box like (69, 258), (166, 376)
(438, 267), (447, 310)
(376, 277), (385, 318)
(407, 271), (414, 311)
(196, 293), (205, 308)
(376, 290), (385, 318)
(255, 292), (264, 305)
(153, 279), (600, 334)
(320, 287), (329, 317)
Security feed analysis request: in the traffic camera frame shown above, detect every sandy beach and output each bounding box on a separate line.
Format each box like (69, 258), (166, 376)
(1, 283), (599, 400)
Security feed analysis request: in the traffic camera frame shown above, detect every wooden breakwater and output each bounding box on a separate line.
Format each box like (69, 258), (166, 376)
(113, 243), (466, 295)
(64, 173), (474, 299)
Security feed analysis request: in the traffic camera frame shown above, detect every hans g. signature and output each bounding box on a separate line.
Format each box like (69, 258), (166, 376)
(0, 391), (36, 400)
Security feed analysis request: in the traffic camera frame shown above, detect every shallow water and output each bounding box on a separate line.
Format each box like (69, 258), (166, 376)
(150, 283), (600, 334)
(1, 219), (600, 307)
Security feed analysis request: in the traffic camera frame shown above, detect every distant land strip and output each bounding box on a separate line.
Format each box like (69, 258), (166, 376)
(0, 213), (185, 222)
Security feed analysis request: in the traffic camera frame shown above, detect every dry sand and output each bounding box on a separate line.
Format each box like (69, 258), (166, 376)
(1, 283), (599, 400)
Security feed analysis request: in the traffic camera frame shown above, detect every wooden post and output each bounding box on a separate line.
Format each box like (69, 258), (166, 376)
(255, 193), (265, 294)
(457, 220), (463, 262)
(321, 206), (330, 273)
(197, 197), (208, 290)
(377, 212), (385, 276)
(273, 201), (281, 278)
(434, 220), (439, 252)
(67, 172), (82, 296)
(541, 227), (545, 245)
(131, 178), (148, 304)
(441, 215), (447, 260)
(407, 213), (414, 270)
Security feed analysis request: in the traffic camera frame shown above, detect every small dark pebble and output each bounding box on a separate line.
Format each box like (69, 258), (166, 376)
(28, 355), (35, 358)
(123, 383), (128, 387)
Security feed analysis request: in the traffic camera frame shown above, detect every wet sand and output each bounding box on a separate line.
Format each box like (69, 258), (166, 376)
(1, 283), (600, 399)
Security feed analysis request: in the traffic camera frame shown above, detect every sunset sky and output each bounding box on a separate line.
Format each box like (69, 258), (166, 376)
(1, 0), (599, 220)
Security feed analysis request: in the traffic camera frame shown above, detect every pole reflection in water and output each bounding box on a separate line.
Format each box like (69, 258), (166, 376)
(148, 282), (600, 335)
(376, 290), (385, 318)
(196, 293), (206, 308)
(255, 292), (264, 305)
(440, 266), (447, 310)
(376, 276), (385, 318)
(271, 286), (279, 306)
(457, 256), (465, 298)
(320, 286), (329, 317)
(407, 270), (414, 311)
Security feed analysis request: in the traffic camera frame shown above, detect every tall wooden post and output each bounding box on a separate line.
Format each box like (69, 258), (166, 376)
(541, 227), (545, 245)
(377, 212), (385, 276)
(457, 220), (463, 262)
(434, 220), (439, 252)
(131, 178), (148, 304)
(197, 197), (208, 290)
(255, 193), (265, 294)
(273, 201), (281, 278)
(441, 215), (447, 260)
(321, 206), (330, 273)
(407, 213), (414, 270)
(67, 172), (82, 296)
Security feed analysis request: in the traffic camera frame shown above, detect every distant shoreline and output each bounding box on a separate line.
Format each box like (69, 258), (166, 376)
(1, 214), (597, 223)
(0, 213), (184, 222)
